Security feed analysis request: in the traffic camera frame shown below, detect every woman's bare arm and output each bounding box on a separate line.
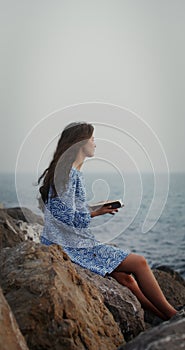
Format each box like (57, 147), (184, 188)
(90, 206), (119, 218)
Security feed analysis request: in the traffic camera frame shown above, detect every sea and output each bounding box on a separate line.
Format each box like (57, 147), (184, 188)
(0, 171), (185, 278)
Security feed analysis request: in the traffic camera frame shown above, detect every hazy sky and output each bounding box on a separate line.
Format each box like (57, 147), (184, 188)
(1, 0), (185, 174)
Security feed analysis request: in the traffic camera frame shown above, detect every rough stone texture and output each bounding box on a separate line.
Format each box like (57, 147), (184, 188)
(153, 267), (185, 306)
(17, 220), (43, 243)
(0, 287), (29, 350)
(144, 267), (185, 326)
(156, 265), (185, 287)
(75, 264), (145, 341)
(0, 209), (25, 249)
(5, 207), (44, 225)
(0, 241), (124, 350)
(118, 309), (185, 350)
(1, 206), (185, 349)
(0, 209), (44, 249)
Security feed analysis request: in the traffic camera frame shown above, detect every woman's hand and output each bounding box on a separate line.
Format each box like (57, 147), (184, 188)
(91, 206), (119, 218)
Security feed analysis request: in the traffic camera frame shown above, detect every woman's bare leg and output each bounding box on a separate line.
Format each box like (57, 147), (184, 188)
(113, 253), (177, 319)
(110, 271), (167, 320)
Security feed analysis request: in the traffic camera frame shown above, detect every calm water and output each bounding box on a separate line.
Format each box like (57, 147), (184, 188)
(0, 172), (185, 278)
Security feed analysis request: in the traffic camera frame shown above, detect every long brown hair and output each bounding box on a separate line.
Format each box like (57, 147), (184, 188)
(38, 122), (94, 205)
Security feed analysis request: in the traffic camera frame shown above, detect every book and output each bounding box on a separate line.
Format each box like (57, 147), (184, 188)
(88, 199), (124, 210)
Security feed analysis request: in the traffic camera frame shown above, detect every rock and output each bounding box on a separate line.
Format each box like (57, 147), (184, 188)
(155, 265), (185, 287)
(144, 267), (185, 326)
(118, 309), (185, 350)
(5, 207), (44, 225)
(0, 241), (124, 350)
(1, 206), (185, 349)
(153, 268), (185, 307)
(0, 209), (25, 249)
(0, 287), (29, 350)
(74, 264), (145, 341)
(0, 208), (44, 248)
(17, 220), (43, 243)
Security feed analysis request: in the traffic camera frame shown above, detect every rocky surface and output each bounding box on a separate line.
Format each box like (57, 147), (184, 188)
(75, 264), (145, 341)
(5, 207), (44, 225)
(0, 209), (25, 249)
(1, 206), (185, 349)
(144, 267), (185, 326)
(0, 241), (124, 350)
(16, 220), (43, 243)
(0, 287), (29, 350)
(153, 267), (185, 306)
(118, 309), (185, 350)
(0, 208), (43, 247)
(155, 265), (185, 287)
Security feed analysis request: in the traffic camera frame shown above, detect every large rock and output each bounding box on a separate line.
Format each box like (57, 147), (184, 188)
(0, 209), (43, 248)
(0, 287), (29, 350)
(155, 265), (185, 287)
(75, 264), (145, 341)
(153, 267), (185, 306)
(75, 264), (185, 338)
(0, 242), (124, 350)
(16, 220), (43, 243)
(0, 209), (25, 249)
(5, 207), (44, 225)
(1, 206), (185, 349)
(144, 267), (185, 326)
(118, 309), (185, 350)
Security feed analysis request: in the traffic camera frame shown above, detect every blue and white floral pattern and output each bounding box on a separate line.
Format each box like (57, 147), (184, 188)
(41, 167), (130, 276)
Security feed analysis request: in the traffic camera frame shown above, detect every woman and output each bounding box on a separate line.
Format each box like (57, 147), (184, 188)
(38, 121), (177, 320)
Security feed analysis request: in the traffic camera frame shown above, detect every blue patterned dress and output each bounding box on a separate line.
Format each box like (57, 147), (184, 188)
(41, 167), (130, 276)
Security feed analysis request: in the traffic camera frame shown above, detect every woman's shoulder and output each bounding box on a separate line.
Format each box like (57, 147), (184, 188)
(65, 167), (84, 193)
(70, 167), (83, 177)
(70, 167), (86, 192)
(70, 167), (84, 182)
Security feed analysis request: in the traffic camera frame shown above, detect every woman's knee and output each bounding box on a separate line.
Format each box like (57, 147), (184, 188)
(125, 253), (148, 272)
(132, 255), (149, 275)
(113, 253), (148, 274)
(136, 255), (148, 267)
(122, 274), (137, 288)
(111, 271), (137, 289)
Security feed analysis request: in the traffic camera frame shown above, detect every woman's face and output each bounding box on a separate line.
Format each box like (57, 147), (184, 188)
(82, 134), (96, 158)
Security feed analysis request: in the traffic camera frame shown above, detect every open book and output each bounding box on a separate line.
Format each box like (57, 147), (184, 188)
(88, 199), (124, 210)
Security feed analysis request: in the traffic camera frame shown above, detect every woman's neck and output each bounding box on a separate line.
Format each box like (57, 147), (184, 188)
(73, 154), (85, 170)
(72, 161), (83, 171)
(73, 149), (86, 170)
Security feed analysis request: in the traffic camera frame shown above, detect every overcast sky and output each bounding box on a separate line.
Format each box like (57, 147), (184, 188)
(1, 0), (185, 174)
